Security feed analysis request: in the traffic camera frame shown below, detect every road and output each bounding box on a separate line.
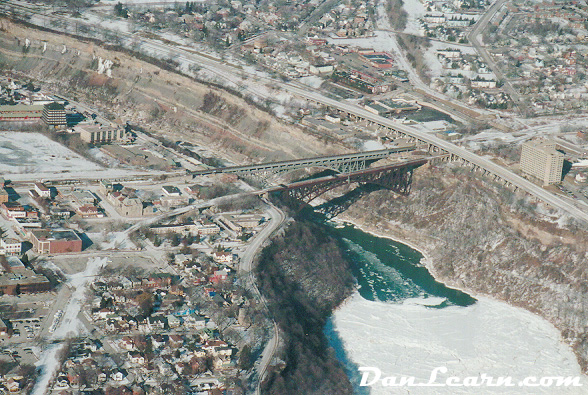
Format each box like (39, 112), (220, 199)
(237, 201), (286, 395)
(467, 0), (525, 113)
(297, 0), (340, 37)
(282, 83), (588, 224)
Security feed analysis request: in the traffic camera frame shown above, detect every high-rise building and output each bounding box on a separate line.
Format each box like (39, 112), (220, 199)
(42, 102), (66, 127)
(520, 139), (564, 185)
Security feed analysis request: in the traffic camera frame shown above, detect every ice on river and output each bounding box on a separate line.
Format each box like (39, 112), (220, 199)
(332, 292), (588, 394)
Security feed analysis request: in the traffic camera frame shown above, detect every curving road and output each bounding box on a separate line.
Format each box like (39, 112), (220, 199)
(237, 200), (286, 395)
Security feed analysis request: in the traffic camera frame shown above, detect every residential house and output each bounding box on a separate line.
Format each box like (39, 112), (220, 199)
(212, 251), (233, 264)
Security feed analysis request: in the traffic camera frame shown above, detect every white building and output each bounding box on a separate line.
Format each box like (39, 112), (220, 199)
(0, 238), (21, 256)
(194, 222), (221, 235)
(78, 124), (126, 144)
(34, 182), (50, 198)
(212, 251), (233, 264)
(520, 139), (564, 185)
(310, 64), (334, 75)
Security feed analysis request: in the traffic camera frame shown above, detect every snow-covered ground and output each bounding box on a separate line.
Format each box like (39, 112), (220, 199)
(332, 292), (588, 394)
(80, 12), (132, 33)
(426, 40), (481, 79)
(298, 75), (325, 89)
(32, 344), (64, 395)
(53, 257), (108, 338)
(0, 132), (102, 174)
(403, 0), (427, 35)
(32, 257), (109, 395)
(362, 140), (386, 151)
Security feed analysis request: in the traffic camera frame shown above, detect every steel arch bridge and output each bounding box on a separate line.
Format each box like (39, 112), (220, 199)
(265, 158), (427, 212)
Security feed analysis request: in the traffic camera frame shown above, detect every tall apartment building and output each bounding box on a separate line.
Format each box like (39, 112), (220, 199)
(42, 102), (67, 127)
(520, 139), (564, 185)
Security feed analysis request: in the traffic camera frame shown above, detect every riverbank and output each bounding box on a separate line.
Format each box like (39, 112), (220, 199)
(331, 216), (484, 304)
(335, 165), (588, 372)
(256, 220), (355, 394)
(323, 221), (588, 394)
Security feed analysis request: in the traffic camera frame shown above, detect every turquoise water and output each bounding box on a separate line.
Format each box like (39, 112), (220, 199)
(330, 223), (475, 306)
(322, 222), (476, 393)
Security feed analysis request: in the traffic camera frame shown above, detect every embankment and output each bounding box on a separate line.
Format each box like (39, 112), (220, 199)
(256, 221), (355, 395)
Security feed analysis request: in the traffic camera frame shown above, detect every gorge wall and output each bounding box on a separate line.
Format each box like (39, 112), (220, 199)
(339, 164), (588, 371)
(256, 221), (355, 395)
(0, 18), (348, 164)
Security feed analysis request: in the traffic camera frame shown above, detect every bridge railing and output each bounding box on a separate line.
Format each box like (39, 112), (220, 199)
(188, 146), (416, 176)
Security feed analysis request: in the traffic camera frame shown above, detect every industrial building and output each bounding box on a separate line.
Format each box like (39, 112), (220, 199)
(0, 257), (51, 295)
(0, 104), (44, 121)
(77, 124), (126, 144)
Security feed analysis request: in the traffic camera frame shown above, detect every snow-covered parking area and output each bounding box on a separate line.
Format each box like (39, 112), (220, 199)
(0, 131), (102, 175)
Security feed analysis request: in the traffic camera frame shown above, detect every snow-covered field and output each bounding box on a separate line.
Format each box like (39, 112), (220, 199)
(32, 344), (64, 395)
(333, 292), (588, 394)
(403, 0), (427, 35)
(0, 132), (102, 174)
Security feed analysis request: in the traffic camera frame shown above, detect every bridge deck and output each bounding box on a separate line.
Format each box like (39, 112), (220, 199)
(265, 158), (428, 192)
(190, 146), (416, 176)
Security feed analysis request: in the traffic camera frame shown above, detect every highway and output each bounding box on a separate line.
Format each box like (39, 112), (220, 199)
(3, 2), (587, 223)
(282, 83), (588, 224)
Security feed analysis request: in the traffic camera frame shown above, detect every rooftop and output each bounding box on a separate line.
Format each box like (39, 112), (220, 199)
(76, 124), (116, 133)
(0, 104), (44, 113)
(31, 229), (81, 242)
(0, 268), (50, 287)
(44, 102), (65, 111)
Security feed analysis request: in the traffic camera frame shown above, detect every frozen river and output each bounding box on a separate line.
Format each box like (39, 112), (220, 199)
(324, 223), (587, 394)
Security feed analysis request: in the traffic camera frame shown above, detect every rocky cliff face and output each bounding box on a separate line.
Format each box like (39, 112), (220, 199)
(339, 164), (588, 371)
(256, 221), (355, 395)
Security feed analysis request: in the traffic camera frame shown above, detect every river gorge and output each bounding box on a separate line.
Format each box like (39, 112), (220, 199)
(324, 222), (588, 394)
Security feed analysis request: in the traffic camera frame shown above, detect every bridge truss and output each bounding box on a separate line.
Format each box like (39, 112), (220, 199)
(268, 158), (427, 211)
(190, 147), (416, 184)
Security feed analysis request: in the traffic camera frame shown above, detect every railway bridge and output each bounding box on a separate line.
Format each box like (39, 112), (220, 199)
(262, 158), (429, 214)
